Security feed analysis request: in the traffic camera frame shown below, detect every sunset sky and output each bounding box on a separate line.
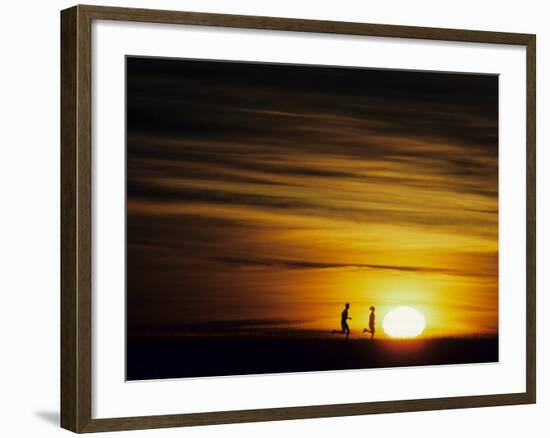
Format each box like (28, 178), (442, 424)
(126, 56), (498, 339)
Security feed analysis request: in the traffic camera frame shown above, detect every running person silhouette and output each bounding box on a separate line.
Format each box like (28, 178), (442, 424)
(332, 303), (352, 340)
(363, 306), (376, 339)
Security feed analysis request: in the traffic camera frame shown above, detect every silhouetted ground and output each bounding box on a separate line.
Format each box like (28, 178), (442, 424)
(126, 334), (498, 380)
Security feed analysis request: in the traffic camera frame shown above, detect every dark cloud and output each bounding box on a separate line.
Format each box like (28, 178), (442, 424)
(127, 181), (496, 238)
(210, 256), (482, 278)
(129, 318), (308, 332)
(127, 57), (497, 156)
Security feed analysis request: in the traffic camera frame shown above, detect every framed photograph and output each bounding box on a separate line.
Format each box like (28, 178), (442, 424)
(60, 4), (536, 433)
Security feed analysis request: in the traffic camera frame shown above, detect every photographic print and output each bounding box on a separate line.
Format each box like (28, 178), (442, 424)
(126, 56), (499, 381)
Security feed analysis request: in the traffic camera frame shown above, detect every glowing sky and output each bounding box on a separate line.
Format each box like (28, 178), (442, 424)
(126, 57), (498, 338)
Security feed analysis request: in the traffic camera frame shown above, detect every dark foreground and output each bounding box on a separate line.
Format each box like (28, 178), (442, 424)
(127, 335), (498, 381)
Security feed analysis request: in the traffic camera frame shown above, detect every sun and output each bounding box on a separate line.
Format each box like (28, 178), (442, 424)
(382, 306), (426, 338)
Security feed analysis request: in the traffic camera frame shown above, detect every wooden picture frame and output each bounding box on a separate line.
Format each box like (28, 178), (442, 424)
(61, 4), (536, 433)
